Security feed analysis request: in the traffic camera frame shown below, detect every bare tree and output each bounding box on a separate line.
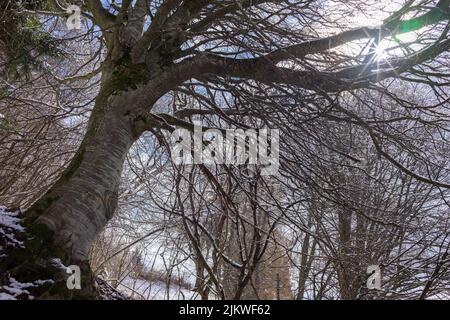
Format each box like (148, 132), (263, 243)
(1, 0), (450, 299)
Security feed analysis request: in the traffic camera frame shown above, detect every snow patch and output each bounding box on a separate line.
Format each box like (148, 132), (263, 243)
(0, 276), (53, 300)
(0, 292), (16, 300)
(0, 206), (25, 250)
(50, 257), (68, 270)
(117, 276), (199, 300)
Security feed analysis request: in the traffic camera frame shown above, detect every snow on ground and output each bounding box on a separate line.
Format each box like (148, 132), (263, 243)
(117, 276), (200, 300)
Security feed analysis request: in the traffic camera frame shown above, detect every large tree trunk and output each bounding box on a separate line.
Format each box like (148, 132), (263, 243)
(27, 102), (134, 260)
(5, 68), (149, 298)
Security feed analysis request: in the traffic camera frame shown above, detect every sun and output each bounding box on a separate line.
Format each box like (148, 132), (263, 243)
(374, 43), (388, 60)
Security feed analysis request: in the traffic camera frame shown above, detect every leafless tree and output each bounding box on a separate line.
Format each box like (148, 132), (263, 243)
(0, 0), (449, 299)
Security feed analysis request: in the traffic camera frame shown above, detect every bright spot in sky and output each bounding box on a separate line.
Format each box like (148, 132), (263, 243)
(374, 44), (388, 60)
(374, 31), (419, 61)
(395, 31), (419, 43)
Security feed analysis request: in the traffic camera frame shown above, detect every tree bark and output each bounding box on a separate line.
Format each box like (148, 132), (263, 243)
(11, 68), (150, 298)
(27, 106), (133, 260)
